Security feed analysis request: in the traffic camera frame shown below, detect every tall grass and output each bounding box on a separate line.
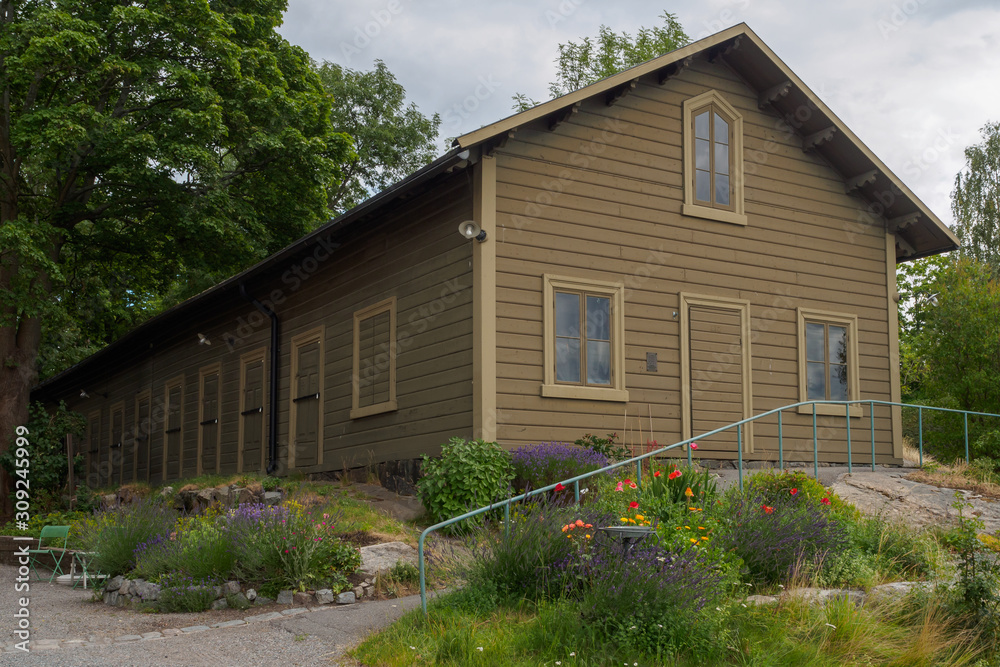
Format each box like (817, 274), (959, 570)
(77, 499), (177, 576)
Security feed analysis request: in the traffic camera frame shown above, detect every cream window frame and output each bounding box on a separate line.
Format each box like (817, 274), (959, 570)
(797, 308), (862, 417)
(541, 275), (628, 402)
(289, 327), (325, 469)
(682, 90), (747, 226)
(351, 297), (398, 419)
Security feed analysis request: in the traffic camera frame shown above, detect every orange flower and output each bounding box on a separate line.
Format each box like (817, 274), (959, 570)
(684, 487), (694, 497)
(575, 519), (585, 527)
(761, 505), (774, 514)
(668, 470), (682, 480)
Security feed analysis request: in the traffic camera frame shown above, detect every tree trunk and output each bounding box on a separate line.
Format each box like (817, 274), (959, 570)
(0, 311), (41, 522)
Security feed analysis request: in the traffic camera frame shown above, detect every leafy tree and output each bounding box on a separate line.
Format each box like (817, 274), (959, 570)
(0, 402), (84, 513)
(952, 121), (1000, 271)
(895, 254), (950, 399)
(0, 0), (351, 516)
(315, 60), (441, 214)
(907, 258), (1000, 459)
(512, 12), (690, 111)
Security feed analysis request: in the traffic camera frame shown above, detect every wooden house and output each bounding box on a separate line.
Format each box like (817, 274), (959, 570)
(33, 24), (958, 488)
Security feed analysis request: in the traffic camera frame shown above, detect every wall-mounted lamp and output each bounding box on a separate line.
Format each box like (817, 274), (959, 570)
(458, 220), (487, 243)
(197, 333), (211, 345)
(80, 389), (89, 399)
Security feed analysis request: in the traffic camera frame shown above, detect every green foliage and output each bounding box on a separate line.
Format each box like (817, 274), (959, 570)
(511, 12), (690, 110)
(0, 402), (84, 512)
(77, 500), (177, 577)
(747, 470), (844, 511)
(646, 462), (718, 509)
(260, 476), (282, 492)
(314, 60), (440, 214)
(1, 0), (352, 439)
(950, 494), (1000, 630)
(387, 560), (420, 585)
(953, 121), (1000, 272)
(574, 432), (630, 462)
(225, 591), (252, 611)
(417, 437), (514, 527)
(156, 573), (220, 613)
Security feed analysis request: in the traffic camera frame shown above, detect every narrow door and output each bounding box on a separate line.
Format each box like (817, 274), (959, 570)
(199, 370), (220, 475)
(87, 413), (101, 488)
(164, 381), (183, 480)
(240, 357), (264, 473)
(292, 340), (321, 468)
(135, 394), (151, 482)
(109, 405), (124, 487)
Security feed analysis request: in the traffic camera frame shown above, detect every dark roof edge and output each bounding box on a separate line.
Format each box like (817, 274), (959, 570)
(33, 145), (470, 397)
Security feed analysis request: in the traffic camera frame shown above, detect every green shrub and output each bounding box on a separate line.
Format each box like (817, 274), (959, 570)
(574, 432), (631, 462)
(645, 463), (717, 510)
(417, 437), (513, 527)
(747, 470), (848, 513)
(845, 514), (942, 580)
(0, 402), (85, 514)
(261, 476), (282, 492)
(78, 499), (177, 577)
(157, 573), (219, 612)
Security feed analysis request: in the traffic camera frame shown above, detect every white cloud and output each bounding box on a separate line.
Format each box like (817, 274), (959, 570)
(279, 0), (1000, 223)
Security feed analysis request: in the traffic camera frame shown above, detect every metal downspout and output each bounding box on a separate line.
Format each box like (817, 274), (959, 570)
(239, 285), (280, 474)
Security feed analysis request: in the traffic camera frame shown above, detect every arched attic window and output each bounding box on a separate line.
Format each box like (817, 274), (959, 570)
(682, 90), (746, 226)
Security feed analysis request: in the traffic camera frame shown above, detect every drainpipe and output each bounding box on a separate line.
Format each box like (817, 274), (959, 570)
(239, 285), (280, 474)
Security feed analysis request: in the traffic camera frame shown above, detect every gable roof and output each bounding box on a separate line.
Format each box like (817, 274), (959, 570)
(33, 23), (955, 399)
(456, 22), (958, 260)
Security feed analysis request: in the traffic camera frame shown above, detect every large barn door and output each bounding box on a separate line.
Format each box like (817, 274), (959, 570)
(680, 294), (753, 454)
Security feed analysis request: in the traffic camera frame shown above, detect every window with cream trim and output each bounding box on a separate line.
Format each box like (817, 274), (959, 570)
(797, 308), (861, 417)
(682, 90), (746, 226)
(542, 275), (627, 402)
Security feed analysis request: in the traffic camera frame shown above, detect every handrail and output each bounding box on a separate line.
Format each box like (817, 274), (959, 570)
(417, 399), (1000, 613)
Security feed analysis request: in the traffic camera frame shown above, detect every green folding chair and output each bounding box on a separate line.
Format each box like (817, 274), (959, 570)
(28, 525), (70, 582)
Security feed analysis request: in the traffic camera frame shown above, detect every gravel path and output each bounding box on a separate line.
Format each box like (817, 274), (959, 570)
(0, 567), (428, 666)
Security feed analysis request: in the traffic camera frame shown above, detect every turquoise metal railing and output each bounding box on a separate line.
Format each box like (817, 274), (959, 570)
(417, 399), (1000, 613)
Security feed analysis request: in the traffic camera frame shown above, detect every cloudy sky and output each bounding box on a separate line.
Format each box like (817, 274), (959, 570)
(278, 1), (1000, 226)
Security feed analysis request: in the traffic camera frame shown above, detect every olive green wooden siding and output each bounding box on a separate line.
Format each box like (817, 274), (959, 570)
(62, 176), (474, 484)
(492, 55), (897, 463)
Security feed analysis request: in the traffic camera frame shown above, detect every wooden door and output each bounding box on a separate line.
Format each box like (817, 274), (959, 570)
(240, 357), (264, 473)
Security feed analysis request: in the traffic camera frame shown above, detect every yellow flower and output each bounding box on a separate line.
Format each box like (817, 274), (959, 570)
(635, 515), (645, 522)
(620, 517), (629, 523)
(685, 525), (690, 529)
(585, 534), (591, 539)
(701, 536), (710, 541)
(698, 526), (706, 530)
(689, 538), (698, 544)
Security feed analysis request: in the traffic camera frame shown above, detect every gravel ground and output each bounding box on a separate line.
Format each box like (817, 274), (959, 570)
(0, 566), (428, 666)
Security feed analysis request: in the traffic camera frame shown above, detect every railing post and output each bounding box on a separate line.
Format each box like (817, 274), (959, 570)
(636, 458), (642, 489)
(964, 412), (970, 464)
(504, 500), (511, 535)
(918, 406), (923, 468)
(737, 424), (743, 491)
(687, 440), (692, 468)
(574, 480), (580, 504)
(812, 409), (818, 480)
(870, 400), (876, 471)
(846, 407), (852, 473)
(419, 534), (427, 614)
(778, 410), (783, 470)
